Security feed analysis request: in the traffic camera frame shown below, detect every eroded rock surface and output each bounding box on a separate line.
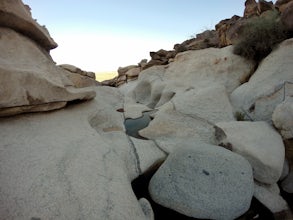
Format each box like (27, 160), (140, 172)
(0, 0), (57, 50)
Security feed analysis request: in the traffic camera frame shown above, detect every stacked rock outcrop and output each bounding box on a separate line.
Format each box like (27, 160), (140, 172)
(0, 0), (96, 117)
(59, 64), (99, 88)
(120, 36), (293, 218)
(101, 60), (147, 87)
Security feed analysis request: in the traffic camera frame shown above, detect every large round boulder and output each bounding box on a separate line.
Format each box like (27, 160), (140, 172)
(148, 143), (254, 219)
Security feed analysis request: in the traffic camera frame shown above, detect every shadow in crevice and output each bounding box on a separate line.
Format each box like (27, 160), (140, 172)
(131, 166), (196, 220)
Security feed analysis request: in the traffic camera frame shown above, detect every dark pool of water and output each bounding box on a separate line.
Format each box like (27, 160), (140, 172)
(124, 111), (153, 139)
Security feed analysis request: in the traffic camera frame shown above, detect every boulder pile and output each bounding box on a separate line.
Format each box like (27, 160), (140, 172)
(119, 37), (293, 219)
(0, 0), (292, 219)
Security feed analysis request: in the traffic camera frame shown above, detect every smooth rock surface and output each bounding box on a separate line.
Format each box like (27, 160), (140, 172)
(216, 121), (285, 184)
(273, 97), (293, 139)
(166, 46), (255, 94)
(171, 84), (235, 124)
(0, 87), (154, 220)
(231, 38), (293, 122)
(149, 143), (254, 220)
(137, 84), (234, 146)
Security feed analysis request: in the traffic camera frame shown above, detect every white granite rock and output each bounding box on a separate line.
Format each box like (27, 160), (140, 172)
(0, 87), (153, 220)
(231, 38), (293, 122)
(216, 121), (285, 184)
(172, 84), (235, 123)
(139, 102), (218, 145)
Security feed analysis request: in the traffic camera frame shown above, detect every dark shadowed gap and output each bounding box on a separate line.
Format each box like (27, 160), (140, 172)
(280, 187), (293, 211)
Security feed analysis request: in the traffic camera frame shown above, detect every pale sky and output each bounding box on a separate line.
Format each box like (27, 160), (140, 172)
(23, 1), (246, 72)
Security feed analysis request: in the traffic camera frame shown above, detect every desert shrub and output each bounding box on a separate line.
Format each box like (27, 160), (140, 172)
(233, 10), (288, 62)
(234, 111), (245, 121)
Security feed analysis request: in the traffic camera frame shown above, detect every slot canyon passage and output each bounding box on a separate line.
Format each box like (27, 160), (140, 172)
(1, 0), (293, 219)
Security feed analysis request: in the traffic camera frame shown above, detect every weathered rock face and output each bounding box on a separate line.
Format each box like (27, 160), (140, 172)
(0, 86), (159, 220)
(216, 121), (285, 184)
(142, 49), (176, 70)
(280, 1), (293, 32)
(0, 27), (96, 117)
(275, 0), (293, 12)
(258, 0), (275, 13)
(174, 30), (219, 54)
(149, 143), (254, 219)
(215, 15), (243, 47)
(231, 38), (293, 122)
(244, 0), (259, 18)
(102, 63), (145, 87)
(0, 0), (57, 50)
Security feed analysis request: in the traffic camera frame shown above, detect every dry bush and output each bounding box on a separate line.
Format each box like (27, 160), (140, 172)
(233, 11), (288, 62)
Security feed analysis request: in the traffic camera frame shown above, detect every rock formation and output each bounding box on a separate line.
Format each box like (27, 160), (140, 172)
(0, 0), (96, 117)
(1, 0), (293, 219)
(59, 64), (99, 88)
